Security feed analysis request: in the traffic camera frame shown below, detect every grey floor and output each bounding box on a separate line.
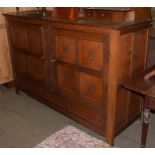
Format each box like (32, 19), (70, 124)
(0, 85), (155, 148)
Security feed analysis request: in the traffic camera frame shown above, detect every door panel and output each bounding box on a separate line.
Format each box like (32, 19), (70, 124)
(80, 72), (103, 103)
(14, 49), (27, 72)
(10, 23), (28, 50)
(10, 21), (46, 88)
(56, 35), (76, 64)
(27, 26), (43, 56)
(57, 65), (79, 94)
(79, 40), (103, 71)
(27, 56), (44, 81)
(10, 22), (43, 57)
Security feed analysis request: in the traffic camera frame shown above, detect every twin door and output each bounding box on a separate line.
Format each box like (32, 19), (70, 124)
(55, 30), (108, 106)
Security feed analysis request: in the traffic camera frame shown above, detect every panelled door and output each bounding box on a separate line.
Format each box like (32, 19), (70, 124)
(55, 29), (109, 127)
(9, 21), (46, 93)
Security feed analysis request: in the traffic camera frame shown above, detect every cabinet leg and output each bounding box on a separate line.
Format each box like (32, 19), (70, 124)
(105, 133), (114, 146)
(106, 139), (113, 147)
(141, 108), (150, 148)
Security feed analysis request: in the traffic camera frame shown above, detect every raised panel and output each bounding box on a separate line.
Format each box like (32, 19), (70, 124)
(80, 72), (103, 103)
(14, 49), (27, 72)
(56, 35), (76, 64)
(79, 40), (103, 71)
(10, 22), (43, 57)
(131, 29), (148, 74)
(10, 23), (28, 50)
(127, 92), (141, 121)
(57, 65), (79, 94)
(118, 33), (132, 82)
(27, 56), (44, 81)
(27, 26), (43, 56)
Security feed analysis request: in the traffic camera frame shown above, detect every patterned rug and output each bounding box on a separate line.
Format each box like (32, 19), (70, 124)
(35, 125), (110, 148)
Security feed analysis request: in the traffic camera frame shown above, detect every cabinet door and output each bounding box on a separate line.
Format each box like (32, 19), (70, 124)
(10, 22), (46, 89)
(55, 29), (108, 104)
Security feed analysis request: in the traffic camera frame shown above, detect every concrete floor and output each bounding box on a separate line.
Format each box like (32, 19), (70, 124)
(0, 85), (155, 148)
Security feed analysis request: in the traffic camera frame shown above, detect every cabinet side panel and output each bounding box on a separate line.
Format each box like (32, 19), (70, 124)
(115, 29), (149, 134)
(131, 29), (148, 74)
(127, 29), (149, 121)
(115, 33), (133, 132)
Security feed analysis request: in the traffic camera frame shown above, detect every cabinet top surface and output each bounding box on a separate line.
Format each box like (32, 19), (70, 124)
(4, 10), (151, 30)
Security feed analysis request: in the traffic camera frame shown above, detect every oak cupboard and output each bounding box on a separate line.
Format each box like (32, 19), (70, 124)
(4, 9), (150, 145)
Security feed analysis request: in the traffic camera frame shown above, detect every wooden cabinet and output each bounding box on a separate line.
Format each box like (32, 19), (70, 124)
(4, 10), (150, 145)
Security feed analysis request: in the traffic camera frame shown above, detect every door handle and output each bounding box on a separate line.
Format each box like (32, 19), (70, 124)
(41, 57), (45, 60)
(51, 59), (57, 63)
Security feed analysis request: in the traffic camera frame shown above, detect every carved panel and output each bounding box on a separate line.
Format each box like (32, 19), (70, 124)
(79, 40), (103, 71)
(57, 65), (79, 94)
(80, 72), (103, 103)
(56, 35), (76, 64)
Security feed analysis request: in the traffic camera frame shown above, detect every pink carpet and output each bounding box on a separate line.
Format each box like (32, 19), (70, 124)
(35, 125), (110, 148)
